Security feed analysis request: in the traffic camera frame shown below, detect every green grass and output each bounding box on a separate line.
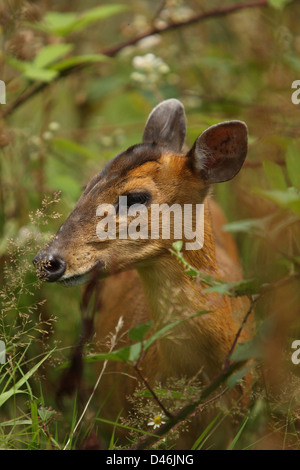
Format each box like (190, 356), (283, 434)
(1, 0), (300, 450)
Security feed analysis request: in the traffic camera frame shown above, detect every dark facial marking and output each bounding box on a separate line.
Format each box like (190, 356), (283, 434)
(103, 143), (162, 179)
(85, 143), (163, 197)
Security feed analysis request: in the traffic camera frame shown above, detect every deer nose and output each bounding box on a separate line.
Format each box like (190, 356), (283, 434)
(33, 251), (66, 282)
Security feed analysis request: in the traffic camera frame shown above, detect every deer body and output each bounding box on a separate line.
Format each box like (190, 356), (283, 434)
(94, 197), (250, 405)
(34, 99), (252, 448)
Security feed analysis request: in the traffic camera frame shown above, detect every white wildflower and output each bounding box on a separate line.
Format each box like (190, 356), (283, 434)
(42, 131), (53, 141)
(131, 53), (170, 87)
(148, 414), (166, 430)
(136, 35), (162, 50)
(48, 121), (60, 132)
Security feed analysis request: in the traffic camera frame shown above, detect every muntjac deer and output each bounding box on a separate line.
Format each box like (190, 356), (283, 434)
(34, 99), (253, 449)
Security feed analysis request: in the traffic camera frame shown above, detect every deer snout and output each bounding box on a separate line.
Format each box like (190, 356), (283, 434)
(33, 250), (66, 282)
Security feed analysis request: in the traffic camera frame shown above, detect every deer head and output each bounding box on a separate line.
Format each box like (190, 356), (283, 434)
(33, 99), (247, 285)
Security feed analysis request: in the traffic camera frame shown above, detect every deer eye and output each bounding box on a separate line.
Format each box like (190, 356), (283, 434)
(115, 192), (151, 214)
(126, 192), (151, 207)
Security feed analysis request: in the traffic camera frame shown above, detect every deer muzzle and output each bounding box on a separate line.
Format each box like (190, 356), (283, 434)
(33, 250), (66, 282)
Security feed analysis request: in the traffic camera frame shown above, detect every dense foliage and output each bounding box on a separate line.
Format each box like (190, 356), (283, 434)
(1, 0), (300, 450)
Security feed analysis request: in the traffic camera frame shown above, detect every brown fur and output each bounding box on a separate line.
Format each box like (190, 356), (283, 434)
(34, 100), (253, 449)
(93, 196), (253, 444)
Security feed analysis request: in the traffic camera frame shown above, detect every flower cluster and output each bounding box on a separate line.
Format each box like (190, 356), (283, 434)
(154, 0), (194, 29)
(42, 121), (61, 142)
(131, 53), (170, 87)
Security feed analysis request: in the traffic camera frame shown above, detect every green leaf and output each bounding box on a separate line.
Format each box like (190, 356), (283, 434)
(71, 5), (127, 32)
(184, 268), (200, 277)
(227, 416), (249, 450)
(223, 218), (269, 236)
(51, 54), (108, 71)
(43, 5), (127, 36)
(24, 67), (58, 83)
(0, 418), (33, 427)
(285, 56), (300, 72)
(5, 56), (28, 72)
(34, 44), (73, 69)
(254, 187), (300, 215)
(43, 12), (77, 35)
(30, 400), (39, 440)
(129, 321), (153, 342)
(108, 410), (123, 450)
(286, 143), (300, 190)
(203, 278), (260, 297)
(263, 160), (287, 190)
(143, 311), (209, 352)
(7, 45), (75, 83)
(82, 342), (143, 364)
(38, 407), (56, 422)
(97, 417), (158, 437)
(230, 338), (263, 362)
(0, 352), (52, 407)
(171, 245), (260, 296)
(191, 412), (223, 450)
(268, 0), (292, 9)
(83, 312), (208, 366)
(226, 363), (255, 390)
(172, 240), (183, 252)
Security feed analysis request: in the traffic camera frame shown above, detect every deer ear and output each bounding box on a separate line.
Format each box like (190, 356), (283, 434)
(142, 99), (186, 152)
(188, 121), (248, 184)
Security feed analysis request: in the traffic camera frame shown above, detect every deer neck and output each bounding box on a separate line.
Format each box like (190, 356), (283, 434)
(137, 202), (218, 325)
(136, 203), (229, 379)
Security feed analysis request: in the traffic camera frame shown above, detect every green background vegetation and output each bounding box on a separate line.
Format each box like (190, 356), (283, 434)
(1, 0), (300, 450)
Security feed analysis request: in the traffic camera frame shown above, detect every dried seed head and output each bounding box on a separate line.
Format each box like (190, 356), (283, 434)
(6, 30), (41, 61)
(21, 3), (43, 22)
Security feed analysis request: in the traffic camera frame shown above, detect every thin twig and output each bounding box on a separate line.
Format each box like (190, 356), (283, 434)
(223, 296), (256, 370)
(39, 418), (57, 451)
(133, 361), (173, 419)
(101, 0), (271, 57)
